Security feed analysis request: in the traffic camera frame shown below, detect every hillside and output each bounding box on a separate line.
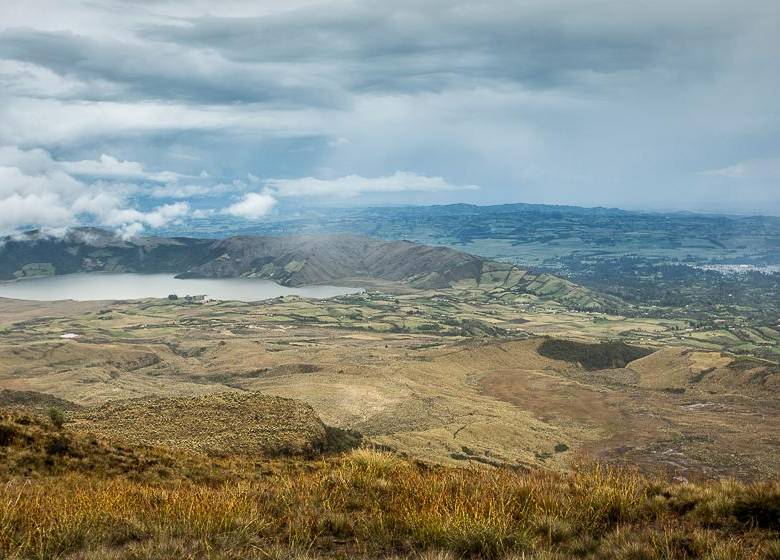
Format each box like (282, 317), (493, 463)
(71, 392), (331, 456)
(1, 408), (778, 559)
(627, 348), (780, 395)
(0, 389), (83, 412)
(0, 229), (623, 310)
(178, 234), (486, 289)
(2, 289), (777, 478)
(180, 203), (780, 343)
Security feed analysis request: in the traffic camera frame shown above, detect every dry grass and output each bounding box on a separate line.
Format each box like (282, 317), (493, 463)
(1, 446), (779, 559)
(1, 411), (778, 559)
(71, 392), (330, 457)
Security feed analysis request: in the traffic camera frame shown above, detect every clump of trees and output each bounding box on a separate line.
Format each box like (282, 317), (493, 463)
(538, 338), (653, 369)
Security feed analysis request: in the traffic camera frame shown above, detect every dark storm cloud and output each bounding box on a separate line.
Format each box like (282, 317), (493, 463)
(1, 0), (729, 104)
(0, 27), (347, 106)
(138, 1), (670, 93)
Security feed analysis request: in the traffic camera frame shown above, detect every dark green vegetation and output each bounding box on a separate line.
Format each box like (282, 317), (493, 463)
(537, 339), (654, 370)
(561, 257), (780, 340)
(2, 409), (779, 560)
(0, 228), (213, 279)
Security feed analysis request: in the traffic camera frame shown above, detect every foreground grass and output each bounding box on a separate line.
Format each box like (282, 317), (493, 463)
(1, 411), (779, 559)
(2, 449), (779, 559)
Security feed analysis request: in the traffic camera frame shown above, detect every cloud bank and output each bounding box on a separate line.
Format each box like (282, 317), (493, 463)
(268, 172), (476, 198)
(0, 146), (189, 237)
(0, 0), (778, 231)
(221, 172), (474, 219)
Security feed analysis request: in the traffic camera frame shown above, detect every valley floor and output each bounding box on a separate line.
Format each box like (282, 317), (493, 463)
(0, 292), (778, 479)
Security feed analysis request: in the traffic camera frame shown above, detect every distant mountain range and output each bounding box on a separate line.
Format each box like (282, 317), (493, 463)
(157, 202), (780, 270)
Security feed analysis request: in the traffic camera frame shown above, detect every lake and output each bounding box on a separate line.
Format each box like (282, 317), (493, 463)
(0, 273), (359, 302)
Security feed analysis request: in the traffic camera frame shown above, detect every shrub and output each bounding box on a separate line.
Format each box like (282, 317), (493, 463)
(0, 423), (17, 446)
(761, 540), (780, 560)
(48, 406), (66, 429)
(731, 489), (780, 529)
(45, 434), (71, 456)
(533, 515), (574, 545)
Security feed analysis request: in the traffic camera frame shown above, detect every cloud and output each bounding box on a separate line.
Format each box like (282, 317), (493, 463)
(61, 154), (186, 182)
(220, 172), (477, 220)
(223, 190), (277, 219)
(268, 171), (478, 198)
(0, 59), (122, 100)
(134, 1), (698, 94)
(701, 158), (780, 179)
(149, 184), (212, 198)
(0, 0), (777, 214)
(0, 26), (347, 106)
(0, 192), (74, 233)
(0, 146), (182, 183)
(0, 146), (190, 236)
(150, 178), (258, 199)
(0, 97), (330, 146)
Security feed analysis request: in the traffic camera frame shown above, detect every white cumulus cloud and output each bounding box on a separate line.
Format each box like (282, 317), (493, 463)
(0, 146), (190, 236)
(223, 190), (277, 219)
(61, 154), (187, 183)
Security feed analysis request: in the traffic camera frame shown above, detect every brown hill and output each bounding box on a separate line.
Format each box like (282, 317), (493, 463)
(628, 348), (780, 395)
(0, 389), (82, 411)
(72, 392), (329, 456)
(181, 234), (486, 289)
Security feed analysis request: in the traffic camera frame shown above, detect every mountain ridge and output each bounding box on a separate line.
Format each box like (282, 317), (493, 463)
(0, 228), (624, 310)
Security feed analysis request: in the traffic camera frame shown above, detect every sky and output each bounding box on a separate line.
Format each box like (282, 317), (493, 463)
(0, 0), (779, 236)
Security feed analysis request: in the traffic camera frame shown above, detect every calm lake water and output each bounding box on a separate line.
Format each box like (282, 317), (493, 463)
(0, 273), (358, 302)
